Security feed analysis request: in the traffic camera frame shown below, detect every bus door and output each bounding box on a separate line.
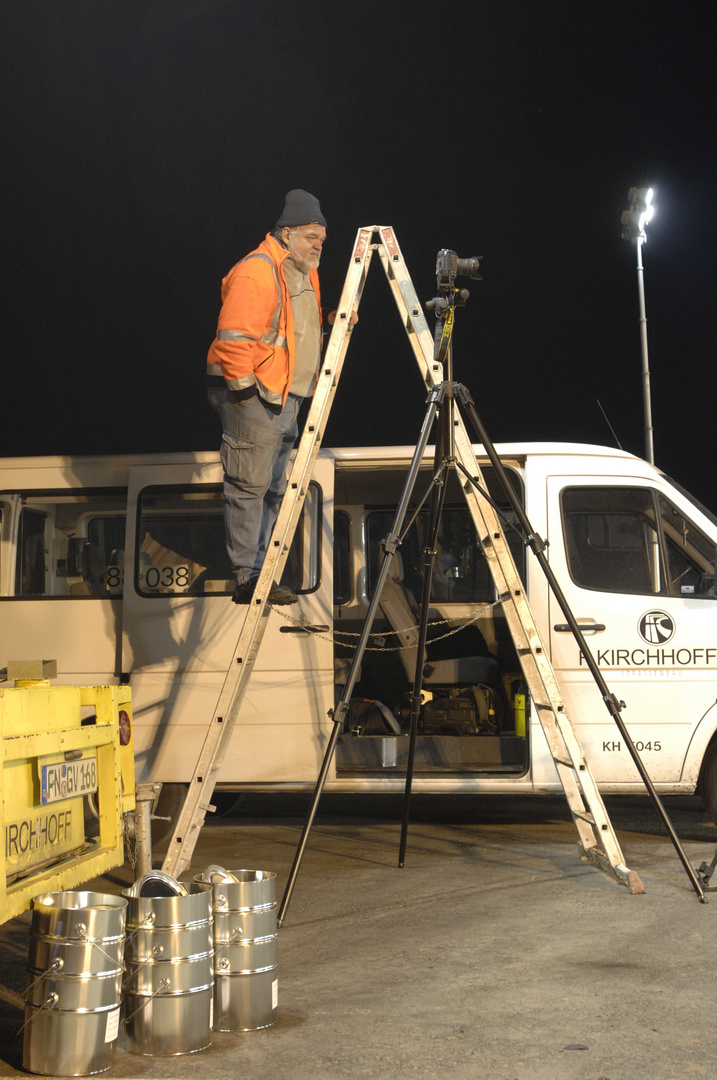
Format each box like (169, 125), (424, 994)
(546, 475), (717, 788)
(121, 457), (335, 788)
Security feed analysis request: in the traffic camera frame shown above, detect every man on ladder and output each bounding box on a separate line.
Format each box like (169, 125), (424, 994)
(206, 188), (354, 606)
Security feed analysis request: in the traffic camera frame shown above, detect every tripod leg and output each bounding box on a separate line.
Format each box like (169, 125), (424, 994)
(278, 392), (443, 926)
(398, 409), (451, 867)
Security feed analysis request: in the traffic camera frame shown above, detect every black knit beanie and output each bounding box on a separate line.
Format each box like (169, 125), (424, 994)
(275, 189), (326, 229)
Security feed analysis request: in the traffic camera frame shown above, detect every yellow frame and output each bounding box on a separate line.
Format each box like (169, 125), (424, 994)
(1, 680), (135, 924)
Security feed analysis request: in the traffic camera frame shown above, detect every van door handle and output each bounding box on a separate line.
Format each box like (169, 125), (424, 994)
(553, 622), (606, 633)
(279, 624), (330, 634)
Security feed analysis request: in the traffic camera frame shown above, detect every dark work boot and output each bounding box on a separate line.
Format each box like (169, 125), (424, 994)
(232, 578), (298, 606)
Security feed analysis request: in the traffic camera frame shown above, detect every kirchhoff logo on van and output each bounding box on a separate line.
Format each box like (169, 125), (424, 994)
(638, 610), (675, 645)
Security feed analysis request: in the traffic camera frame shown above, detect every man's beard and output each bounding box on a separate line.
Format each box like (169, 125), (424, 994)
(288, 243), (321, 273)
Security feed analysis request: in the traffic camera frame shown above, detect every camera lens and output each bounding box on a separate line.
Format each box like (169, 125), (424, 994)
(455, 257), (482, 280)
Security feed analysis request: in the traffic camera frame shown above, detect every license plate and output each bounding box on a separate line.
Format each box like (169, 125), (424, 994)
(41, 757), (98, 804)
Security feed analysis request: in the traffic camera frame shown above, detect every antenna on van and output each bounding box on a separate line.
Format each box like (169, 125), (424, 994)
(596, 399), (624, 451)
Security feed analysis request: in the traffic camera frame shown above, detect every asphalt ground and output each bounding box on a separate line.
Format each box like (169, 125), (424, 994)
(2, 792), (717, 1080)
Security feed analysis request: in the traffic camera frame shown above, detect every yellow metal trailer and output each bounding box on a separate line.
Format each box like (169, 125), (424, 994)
(1, 661), (135, 924)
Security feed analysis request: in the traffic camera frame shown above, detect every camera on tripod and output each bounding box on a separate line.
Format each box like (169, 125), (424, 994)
(435, 249), (482, 291)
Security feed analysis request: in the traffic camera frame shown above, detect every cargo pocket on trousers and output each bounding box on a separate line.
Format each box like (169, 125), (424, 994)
(221, 430), (255, 485)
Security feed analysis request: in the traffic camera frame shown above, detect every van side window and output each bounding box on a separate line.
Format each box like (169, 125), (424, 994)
(135, 482), (321, 596)
(361, 464), (525, 604)
(562, 487), (716, 598)
(366, 506), (497, 603)
(0, 490), (127, 599)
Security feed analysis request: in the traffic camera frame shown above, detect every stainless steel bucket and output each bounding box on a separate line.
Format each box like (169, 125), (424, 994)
(23, 890), (127, 1076)
(122, 879), (213, 1055)
(196, 867), (278, 1031)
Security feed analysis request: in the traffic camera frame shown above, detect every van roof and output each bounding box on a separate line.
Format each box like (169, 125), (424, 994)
(0, 441), (640, 470)
(326, 442), (639, 463)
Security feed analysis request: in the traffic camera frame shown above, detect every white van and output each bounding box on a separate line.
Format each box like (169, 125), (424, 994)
(2, 442), (717, 829)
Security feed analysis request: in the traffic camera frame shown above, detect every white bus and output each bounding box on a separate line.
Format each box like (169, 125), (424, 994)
(2, 443), (717, 831)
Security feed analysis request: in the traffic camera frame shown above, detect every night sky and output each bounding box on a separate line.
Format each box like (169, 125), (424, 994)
(2, 3), (716, 508)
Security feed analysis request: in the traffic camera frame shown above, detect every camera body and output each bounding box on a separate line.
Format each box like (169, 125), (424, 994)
(435, 249), (482, 290)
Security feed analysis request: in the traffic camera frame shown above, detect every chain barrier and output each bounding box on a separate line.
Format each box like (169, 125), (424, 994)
(273, 599), (501, 652)
(124, 827), (138, 871)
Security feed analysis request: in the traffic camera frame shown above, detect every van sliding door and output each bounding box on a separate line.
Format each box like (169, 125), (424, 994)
(121, 456), (335, 788)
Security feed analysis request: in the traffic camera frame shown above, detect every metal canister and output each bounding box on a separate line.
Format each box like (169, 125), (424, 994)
(23, 890), (127, 1076)
(196, 866), (278, 1031)
(122, 877), (213, 1056)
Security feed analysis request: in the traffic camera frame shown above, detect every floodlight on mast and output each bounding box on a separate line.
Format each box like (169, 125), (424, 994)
(621, 185), (655, 465)
(622, 186), (654, 241)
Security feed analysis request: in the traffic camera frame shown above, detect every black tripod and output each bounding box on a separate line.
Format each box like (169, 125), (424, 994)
(277, 255), (706, 926)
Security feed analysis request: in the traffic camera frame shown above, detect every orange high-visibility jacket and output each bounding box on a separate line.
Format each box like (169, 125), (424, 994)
(206, 233), (322, 408)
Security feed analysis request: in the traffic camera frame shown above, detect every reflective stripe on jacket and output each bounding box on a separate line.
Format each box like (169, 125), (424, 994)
(206, 233), (322, 408)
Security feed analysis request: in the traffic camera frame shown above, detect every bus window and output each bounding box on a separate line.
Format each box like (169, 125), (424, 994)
(561, 487), (717, 599)
(0, 490), (127, 598)
(135, 482), (322, 596)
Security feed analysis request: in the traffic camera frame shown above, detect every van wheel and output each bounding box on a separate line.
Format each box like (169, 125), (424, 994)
(212, 791), (245, 817)
(151, 783), (188, 844)
(699, 740), (717, 823)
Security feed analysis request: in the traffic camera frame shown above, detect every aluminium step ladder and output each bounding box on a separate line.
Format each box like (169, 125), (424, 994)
(162, 225), (643, 894)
